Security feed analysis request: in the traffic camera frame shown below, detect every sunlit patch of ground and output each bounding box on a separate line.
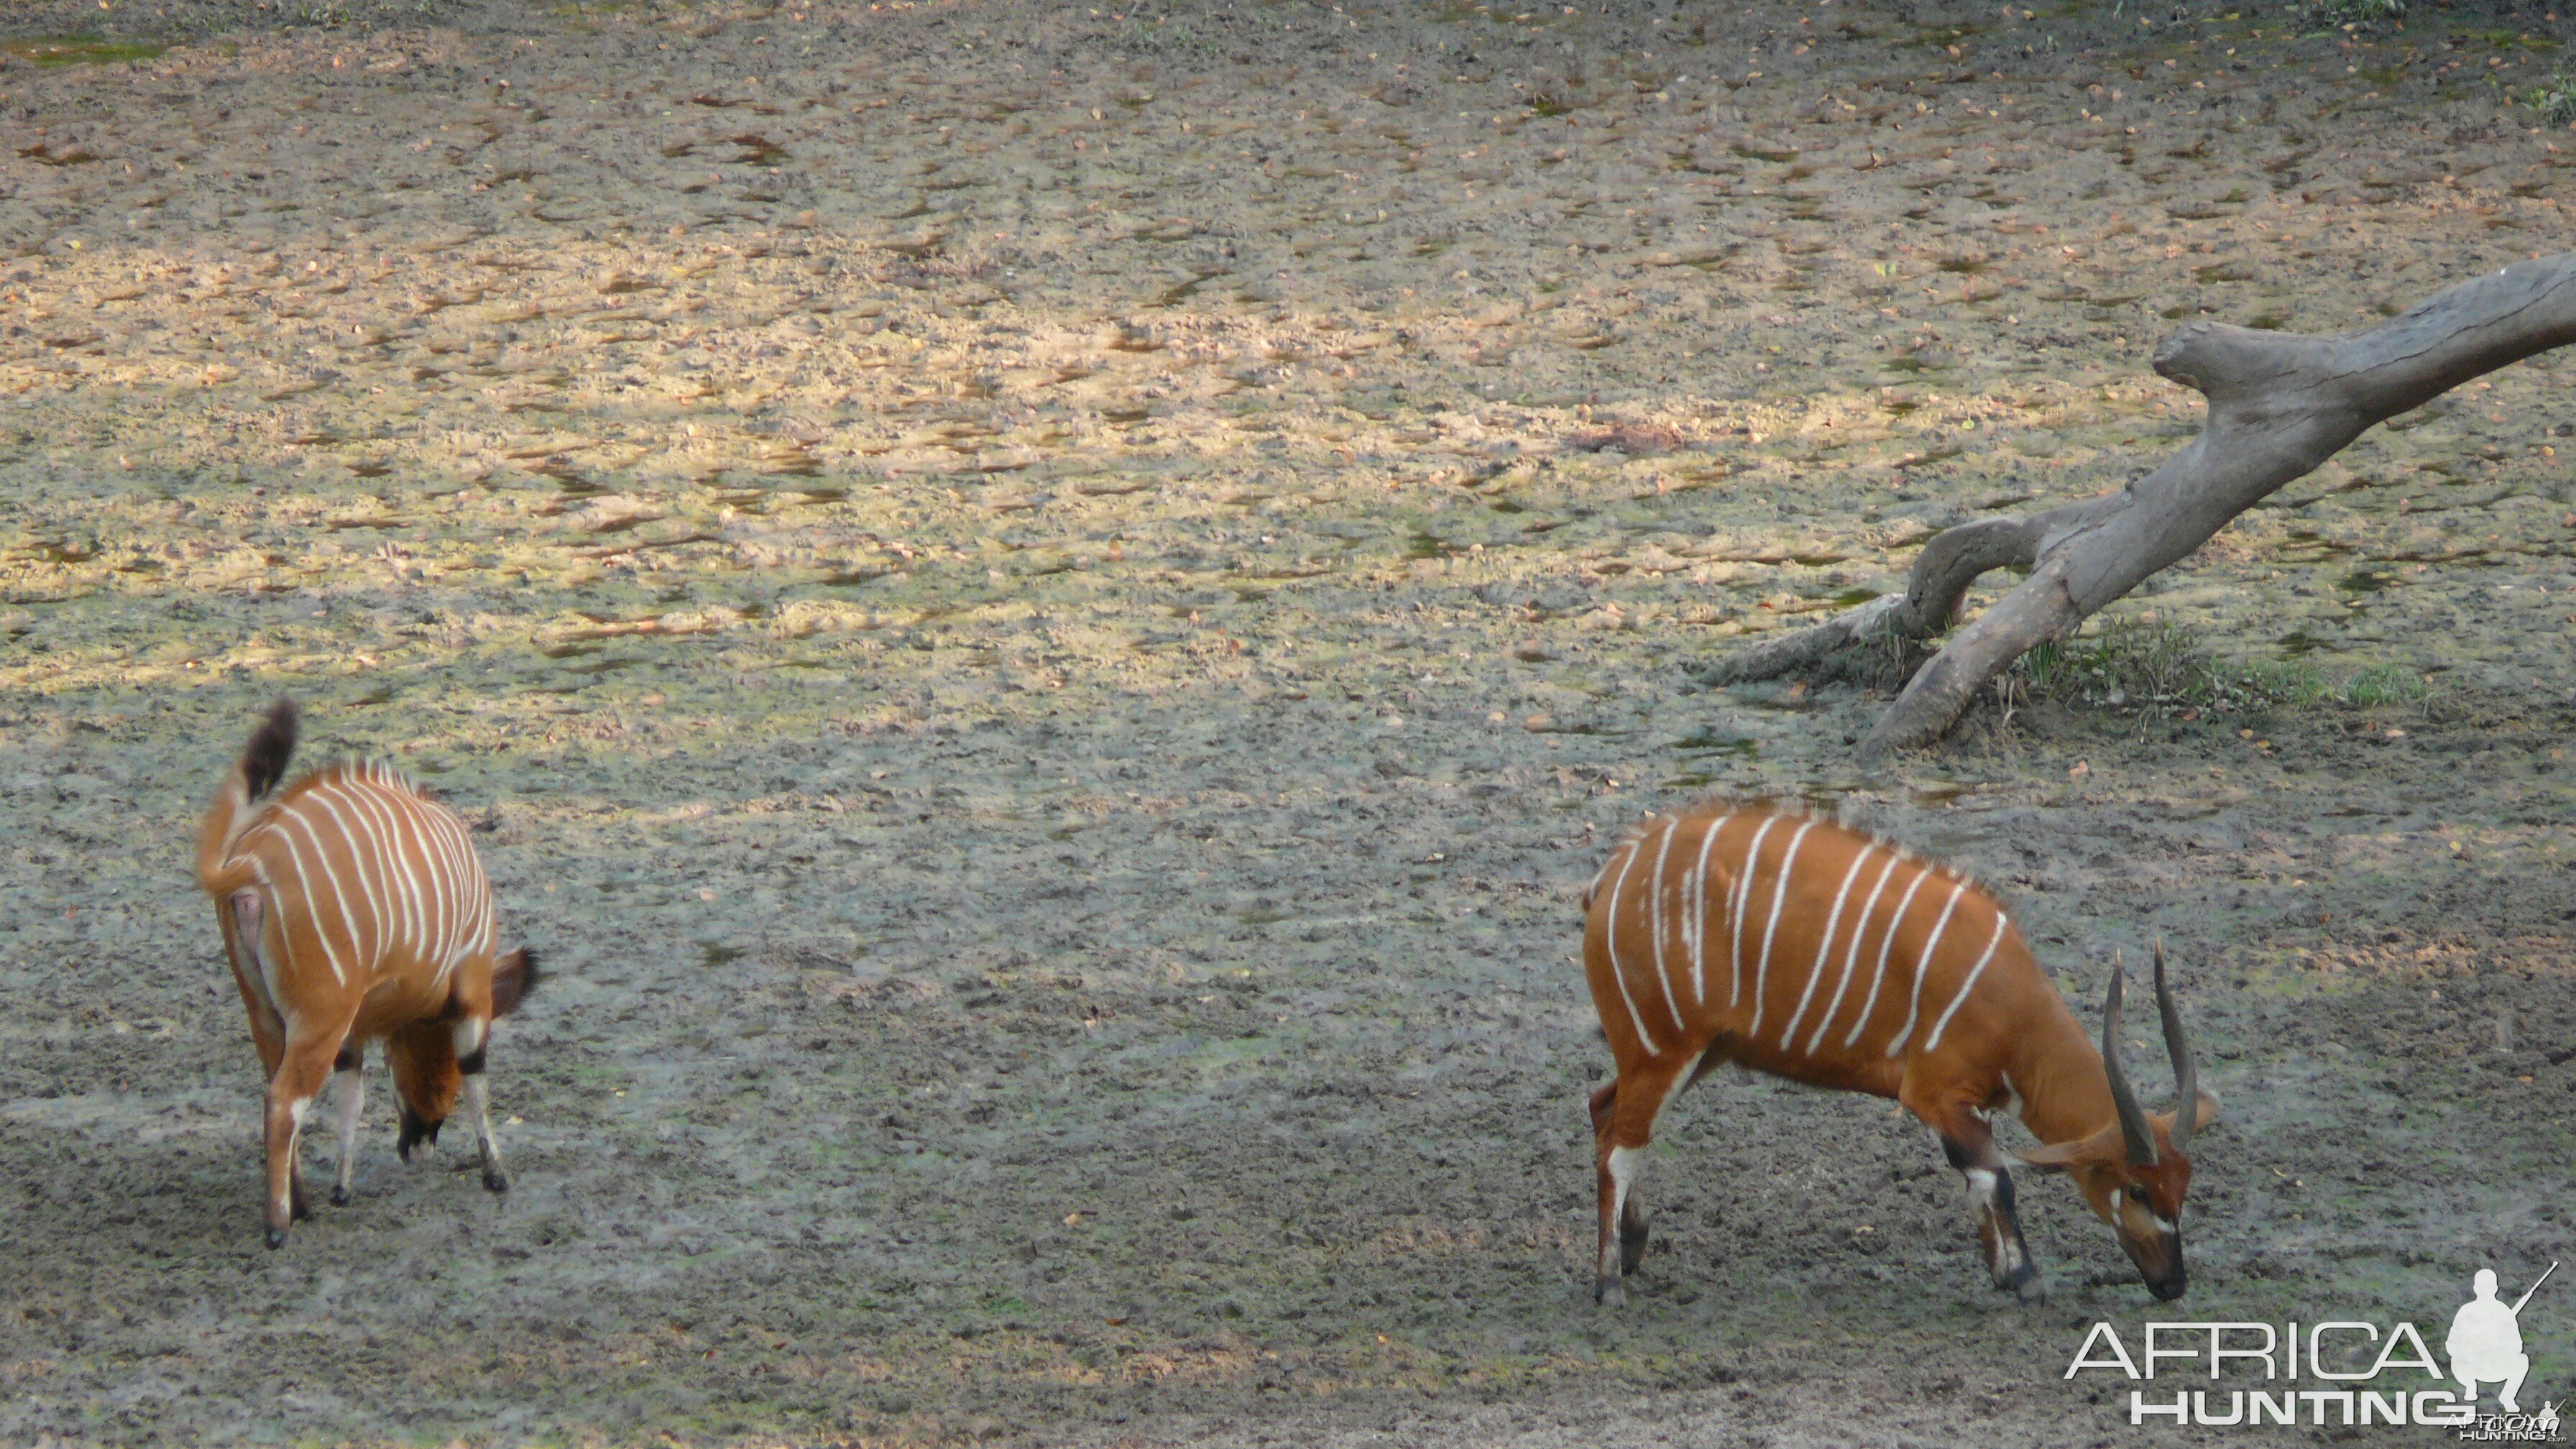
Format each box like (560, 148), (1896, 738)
(2, 0), (2572, 1443)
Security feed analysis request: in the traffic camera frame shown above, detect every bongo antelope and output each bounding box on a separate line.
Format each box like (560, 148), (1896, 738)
(1582, 800), (2216, 1306)
(196, 699), (538, 1247)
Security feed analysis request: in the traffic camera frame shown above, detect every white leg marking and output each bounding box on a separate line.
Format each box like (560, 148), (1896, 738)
(1965, 1167), (2025, 1274)
(1683, 813), (1731, 1005)
(1842, 860), (1937, 1049)
(464, 1072), (506, 1181)
(332, 1065), (364, 1197)
(1807, 850), (1903, 1055)
(1964, 1166), (2000, 1213)
(1747, 818), (1821, 1039)
(1644, 818), (1686, 1033)
(1779, 838), (1872, 1051)
(1922, 910), (2012, 1054)
(277, 1093), (314, 1216)
(1727, 816), (1782, 1008)
(1655, 1049), (1706, 1130)
(1606, 1146), (1644, 1226)
(1600, 843), (1662, 1055)
(1601, 1144), (1647, 1282)
(1885, 877), (1971, 1056)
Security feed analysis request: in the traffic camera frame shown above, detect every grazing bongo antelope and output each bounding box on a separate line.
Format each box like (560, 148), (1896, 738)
(196, 699), (538, 1248)
(1583, 800), (2216, 1306)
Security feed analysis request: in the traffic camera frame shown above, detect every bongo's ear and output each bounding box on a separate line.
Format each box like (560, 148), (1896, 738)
(2015, 1123), (2125, 1174)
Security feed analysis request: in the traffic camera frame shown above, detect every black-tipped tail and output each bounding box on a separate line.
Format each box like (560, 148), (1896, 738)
(491, 947), (541, 1018)
(242, 697), (299, 801)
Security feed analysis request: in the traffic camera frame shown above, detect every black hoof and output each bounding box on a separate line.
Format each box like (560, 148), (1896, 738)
(265, 1228), (287, 1250)
(290, 1195), (313, 1223)
(1594, 1276), (1626, 1308)
(331, 1185), (351, 1207)
(482, 1167), (510, 1194)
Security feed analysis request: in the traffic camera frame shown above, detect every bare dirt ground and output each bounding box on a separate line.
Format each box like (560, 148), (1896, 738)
(4, 0), (2574, 1443)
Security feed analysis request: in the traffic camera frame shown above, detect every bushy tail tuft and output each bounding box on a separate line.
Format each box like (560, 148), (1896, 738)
(198, 697), (301, 896)
(490, 948), (541, 1017)
(241, 697), (298, 801)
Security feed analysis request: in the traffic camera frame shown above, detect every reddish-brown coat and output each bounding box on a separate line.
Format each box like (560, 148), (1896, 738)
(1581, 799), (2214, 1305)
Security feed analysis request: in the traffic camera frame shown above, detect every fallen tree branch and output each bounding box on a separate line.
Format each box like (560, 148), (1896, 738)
(1706, 252), (2576, 758)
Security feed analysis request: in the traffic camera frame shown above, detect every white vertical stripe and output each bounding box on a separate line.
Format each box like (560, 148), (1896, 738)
(296, 788), (378, 965)
(408, 792), (465, 972)
(448, 808), (492, 964)
(326, 778), (413, 958)
(1780, 839), (1874, 1051)
(303, 784), (390, 968)
(1644, 817), (1687, 1034)
(345, 778), (428, 959)
(415, 796), (458, 967)
(1885, 877), (1972, 1057)
(379, 788), (438, 967)
(392, 784), (449, 961)
(1843, 860), (1938, 1049)
(424, 804), (474, 976)
(1683, 812), (1733, 1005)
(1727, 815), (1782, 1008)
(393, 780), (462, 970)
(469, 855), (495, 960)
(1923, 911), (2012, 1054)
(267, 809), (354, 985)
(1599, 841), (1662, 1054)
(1746, 818), (1821, 1039)
(1807, 849), (1905, 1056)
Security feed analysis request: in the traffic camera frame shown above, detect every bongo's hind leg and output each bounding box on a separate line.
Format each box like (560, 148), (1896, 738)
(1591, 1052), (1693, 1307)
(262, 1014), (350, 1248)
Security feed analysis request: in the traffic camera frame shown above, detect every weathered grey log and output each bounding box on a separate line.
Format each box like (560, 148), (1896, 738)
(1708, 252), (2576, 758)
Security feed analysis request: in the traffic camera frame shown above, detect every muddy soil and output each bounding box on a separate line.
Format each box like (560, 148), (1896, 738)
(4, 0), (2573, 1443)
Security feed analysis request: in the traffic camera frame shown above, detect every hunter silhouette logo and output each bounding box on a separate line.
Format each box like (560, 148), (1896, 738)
(2452, 1264), (2552, 1413)
(2064, 1259), (2562, 1435)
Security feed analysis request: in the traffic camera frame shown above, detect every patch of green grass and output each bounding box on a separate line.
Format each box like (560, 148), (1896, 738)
(1, 36), (168, 66)
(2526, 70), (2576, 128)
(2010, 615), (2424, 715)
(2301, 0), (2401, 33)
(2340, 663), (2426, 707)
